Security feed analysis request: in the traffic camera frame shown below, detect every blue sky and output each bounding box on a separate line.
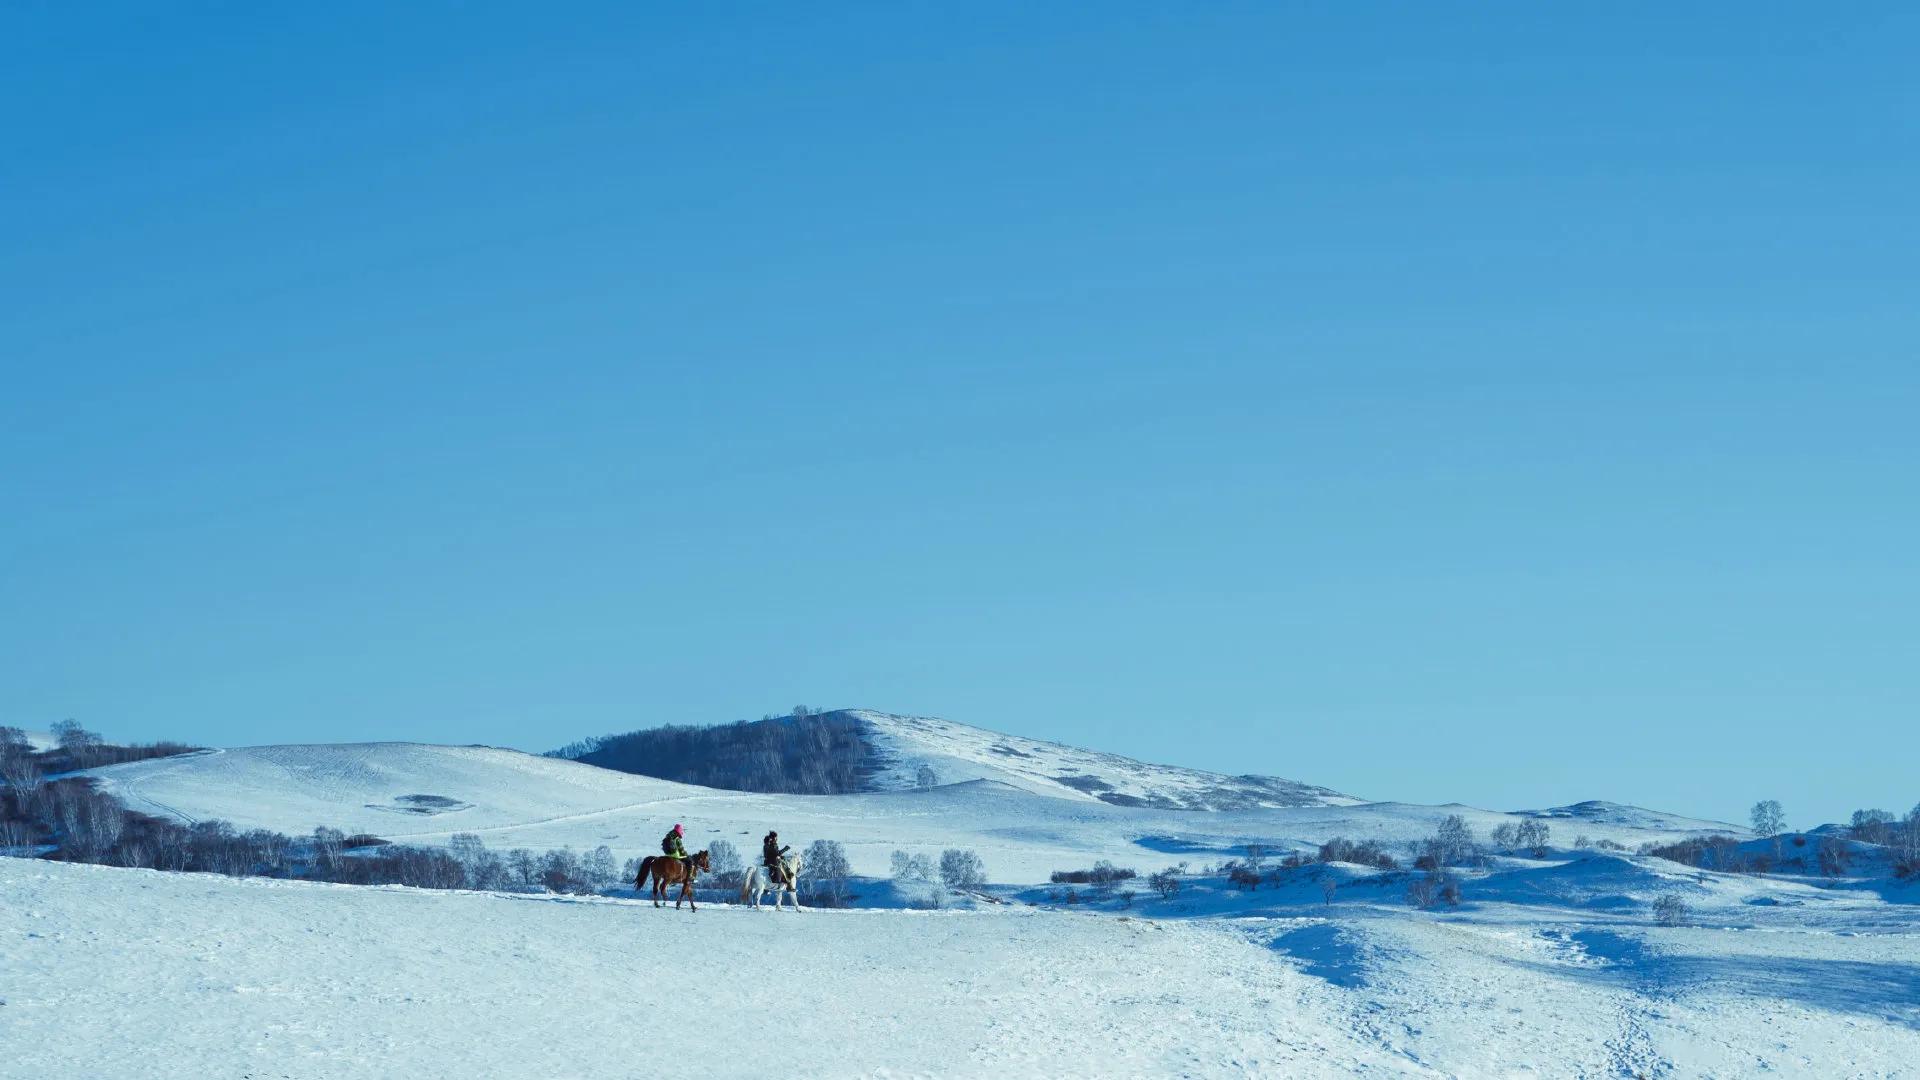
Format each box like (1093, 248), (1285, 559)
(4, 4), (1915, 827)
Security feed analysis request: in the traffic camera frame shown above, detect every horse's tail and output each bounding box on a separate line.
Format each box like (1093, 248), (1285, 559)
(636, 856), (655, 892)
(738, 866), (756, 905)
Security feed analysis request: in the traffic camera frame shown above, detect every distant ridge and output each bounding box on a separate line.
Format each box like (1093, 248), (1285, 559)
(550, 708), (1356, 810)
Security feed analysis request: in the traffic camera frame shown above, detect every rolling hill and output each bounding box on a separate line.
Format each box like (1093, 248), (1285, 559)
(552, 708), (1358, 811)
(79, 723), (1742, 885)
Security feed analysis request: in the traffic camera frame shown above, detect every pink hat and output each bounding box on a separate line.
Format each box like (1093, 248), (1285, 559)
(673, 823), (684, 834)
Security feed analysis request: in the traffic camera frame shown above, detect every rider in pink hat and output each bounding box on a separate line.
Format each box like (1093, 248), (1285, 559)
(661, 822), (688, 860)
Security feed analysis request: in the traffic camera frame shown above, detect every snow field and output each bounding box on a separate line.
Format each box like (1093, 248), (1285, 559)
(6, 859), (1916, 1078)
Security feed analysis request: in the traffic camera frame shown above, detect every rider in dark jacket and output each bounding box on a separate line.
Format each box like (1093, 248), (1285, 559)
(662, 823), (688, 859)
(763, 830), (791, 883)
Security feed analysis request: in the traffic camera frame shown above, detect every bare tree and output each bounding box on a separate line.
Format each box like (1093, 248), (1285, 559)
(448, 832), (488, 868)
(446, 832), (509, 890)
(891, 850), (934, 882)
(0, 818), (36, 852)
(1245, 844), (1268, 876)
(1429, 814), (1478, 867)
(310, 827), (345, 872)
(915, 763), (938, 790)
(1817, 834), (1852, 877)
(1749, 799), (1786, 861)
(705, 839), (743, 888)
(804, 839), (852, 907)
(1895, 809), (1920, 879)
(540, 847), (583, 893)
(939, 848), (986, 890)
(0, 726), (28, 753)
(0, 753), (42, 802)
(51, 721), (103, 770)
(1850, 809), (1896, 845)
(1516, 820), (1550, 858)
(1320, 876), (1338, 906)
(506, 848), (539, 890)
(583, 845), (619, 888)
(51, 720), (93, 751)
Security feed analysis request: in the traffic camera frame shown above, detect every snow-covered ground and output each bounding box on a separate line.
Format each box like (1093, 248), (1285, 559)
(30, 731), (1918, 1076)
(5, 856), (1915, 1079)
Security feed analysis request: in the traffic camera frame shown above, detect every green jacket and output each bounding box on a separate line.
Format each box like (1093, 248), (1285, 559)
(662, 831), (687, 859)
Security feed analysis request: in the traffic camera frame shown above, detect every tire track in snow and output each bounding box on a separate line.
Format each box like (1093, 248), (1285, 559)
(110, 748), (224, 826)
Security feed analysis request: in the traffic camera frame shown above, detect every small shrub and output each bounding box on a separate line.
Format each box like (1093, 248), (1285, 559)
(1317, 837), (1397, 869)
(1651, 893), (1690, 927)
(1147, 866), (1183, 900)
(1406, 868), (1460, 910)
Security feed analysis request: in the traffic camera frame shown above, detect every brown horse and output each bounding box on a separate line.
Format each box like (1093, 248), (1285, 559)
(636, 849), (711, 910)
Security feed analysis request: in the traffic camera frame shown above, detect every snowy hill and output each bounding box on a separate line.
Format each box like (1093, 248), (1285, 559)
(82, 738), (1738, 886)
(851, 709), (1356, 809)
(1514, 799), (1743, 834)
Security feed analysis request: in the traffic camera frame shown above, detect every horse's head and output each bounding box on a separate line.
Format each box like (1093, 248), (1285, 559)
(693, 849), (712, 873)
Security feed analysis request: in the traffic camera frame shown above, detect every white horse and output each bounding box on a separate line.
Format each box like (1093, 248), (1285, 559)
(740, 854), (804, 911)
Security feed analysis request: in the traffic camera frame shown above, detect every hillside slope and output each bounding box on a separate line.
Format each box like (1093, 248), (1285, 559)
(86, 742), (703, 838)
(852, 710), (1356, 809)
